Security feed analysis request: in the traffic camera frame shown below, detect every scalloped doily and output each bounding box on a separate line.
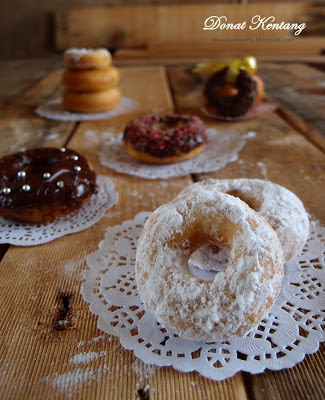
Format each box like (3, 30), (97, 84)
(0, 175), (118, 246)
(35, 97), (138, 121)
(200, 99), (277, 121)
(82, 212), (325, 381)
(99, 129), (247, 179)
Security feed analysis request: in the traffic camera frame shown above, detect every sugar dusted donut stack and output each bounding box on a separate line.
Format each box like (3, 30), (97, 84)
(62, 48), (121, 113)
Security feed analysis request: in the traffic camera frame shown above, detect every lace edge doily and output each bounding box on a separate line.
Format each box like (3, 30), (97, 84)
(0, 175), (118, 246)
(81, 213), (325, 381)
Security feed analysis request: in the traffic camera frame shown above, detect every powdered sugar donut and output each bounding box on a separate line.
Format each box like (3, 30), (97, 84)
(183, 179), (309, 264)
(136, 186), (284, 342)
(63, 48), (112, 70)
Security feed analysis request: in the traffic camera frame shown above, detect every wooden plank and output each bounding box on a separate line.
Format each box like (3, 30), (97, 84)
(114, 52), (325, 67)
(246, 344), (325, 400)
(0, 58), (61, 101)
(0, 68), (75, 158)
(55, 3), (324, 56)
(146, 38), (325, 58)
(258, 63), (325, 137)
(55, 6), (157, 50)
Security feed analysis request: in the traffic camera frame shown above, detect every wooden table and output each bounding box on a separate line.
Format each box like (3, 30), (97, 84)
(0, 58), (324, 400)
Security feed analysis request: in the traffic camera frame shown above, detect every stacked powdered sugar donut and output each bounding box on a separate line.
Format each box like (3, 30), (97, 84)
(62, 48), (121, 113)
(135, 178), (309, 342)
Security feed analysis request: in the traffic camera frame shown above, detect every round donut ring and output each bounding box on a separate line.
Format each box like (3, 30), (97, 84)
(123, 114), (207, 164)
(203, 67), (257, 118)
(63, 66), (120, 92)
(63, 87), (121, 113)
(63, 48), (112, 70)
(0, 147), (97, 223)
(181, 178), (309, 263)
(136, 186), (284, 342)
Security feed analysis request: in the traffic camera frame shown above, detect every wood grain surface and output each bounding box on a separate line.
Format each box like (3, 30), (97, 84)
(55, 3), (325, 58)
(0, 59), (324, 399)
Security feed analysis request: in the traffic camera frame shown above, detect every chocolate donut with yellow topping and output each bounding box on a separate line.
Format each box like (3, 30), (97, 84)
(203, 67), (264, 119)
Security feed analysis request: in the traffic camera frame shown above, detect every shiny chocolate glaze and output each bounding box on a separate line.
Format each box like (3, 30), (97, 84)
(0, 148), (97, 210)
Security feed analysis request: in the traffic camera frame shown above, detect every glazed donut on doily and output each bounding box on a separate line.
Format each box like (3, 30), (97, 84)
(136, 186), (284, 342)
(63, 48), (112, 70)
(0, 147), (97, 223)
(63, 87), (121, 113)
(181, 179), (309, 263)
(63, 66), (120, 92)
(202, 67), (264, 120)
(123, 114), (207, 164)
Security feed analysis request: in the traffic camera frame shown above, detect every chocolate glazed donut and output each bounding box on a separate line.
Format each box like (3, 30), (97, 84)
(203, 67), (257, 118)
(0, 148), (97, 223)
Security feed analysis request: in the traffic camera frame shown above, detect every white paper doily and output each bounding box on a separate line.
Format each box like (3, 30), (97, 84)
(99, 129), (247, 179)
(35, 97), (138, 121)
(82, 212), (325, 381)
(0, 175), (118, 246)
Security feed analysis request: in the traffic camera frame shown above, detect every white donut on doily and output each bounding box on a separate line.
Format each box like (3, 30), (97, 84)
(82, 212), (325, 381)
(182, 178), (309, 263)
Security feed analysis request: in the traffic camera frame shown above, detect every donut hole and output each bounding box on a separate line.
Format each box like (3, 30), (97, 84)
(219, 84), (238, 98)
(226, 189), (260, 211)
(153, 120), (186, 131)
(188, 243), (230, 281)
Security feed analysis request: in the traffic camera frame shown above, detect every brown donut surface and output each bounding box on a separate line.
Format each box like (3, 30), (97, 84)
(0, 148), (97, 223)
(123, 114), (207, 163)
(203, 67), (257, 118)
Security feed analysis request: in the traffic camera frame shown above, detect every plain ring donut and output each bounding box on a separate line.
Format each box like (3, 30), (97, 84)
(136, 186), (284, 342)
(63, 87), (121, 113)
(63, 66), (120, 92)
(182, 178), (309, 262)
(63, 48), (112, 70)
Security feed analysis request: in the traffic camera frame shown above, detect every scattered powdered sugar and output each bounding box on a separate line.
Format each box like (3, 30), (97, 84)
(132, 358), (157, 378)
(77, 336), (106, 349)
(65, 48), (110, 57)
(61, 251), (89, 278)
(63, 48), (111, 68)
(69, 351), (106, 365)
(243, 131), (257, 139)
(43, 336), (110, 395)
(42, 366), (108, 393)
(136, 186), (284, 342)
(257, 161), (268, 179)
